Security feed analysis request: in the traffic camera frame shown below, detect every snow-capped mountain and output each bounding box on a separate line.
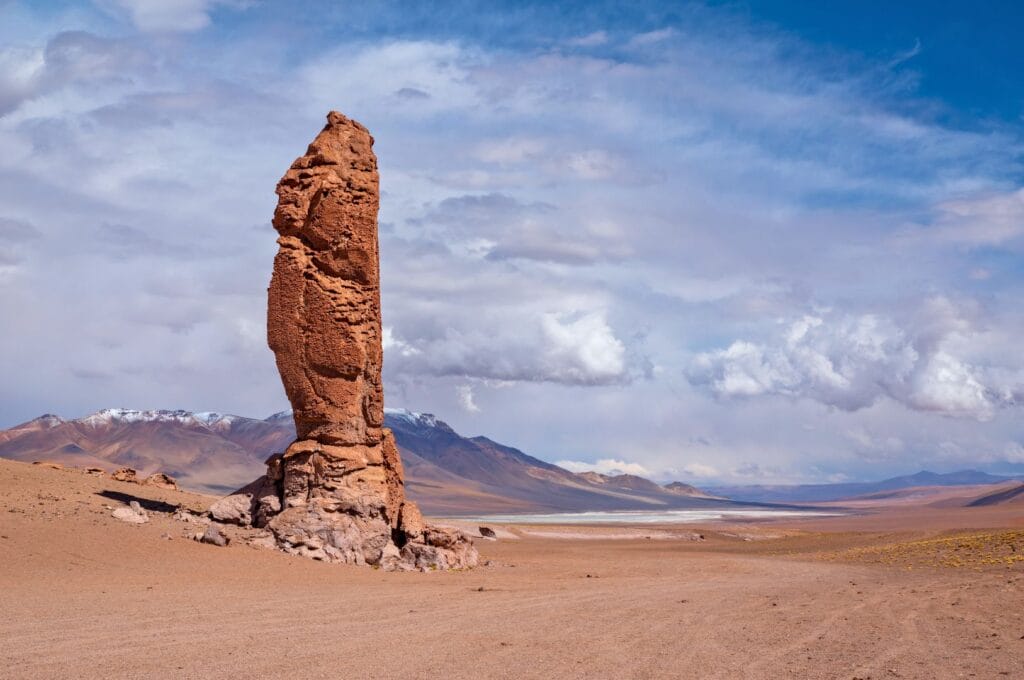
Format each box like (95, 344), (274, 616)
(0, 407), (729, 514)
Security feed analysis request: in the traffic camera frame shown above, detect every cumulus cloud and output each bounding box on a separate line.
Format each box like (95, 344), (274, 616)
(384, 310), (633, 386)
(688, 302), (1023, 421)
(382, 326), (421, 357)
(556, 458), (650, 476)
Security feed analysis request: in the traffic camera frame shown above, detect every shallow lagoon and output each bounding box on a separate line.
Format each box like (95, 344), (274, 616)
(455, 509), (841, 524)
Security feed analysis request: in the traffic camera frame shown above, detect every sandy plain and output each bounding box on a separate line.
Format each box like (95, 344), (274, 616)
(1, 459), (1022, 679)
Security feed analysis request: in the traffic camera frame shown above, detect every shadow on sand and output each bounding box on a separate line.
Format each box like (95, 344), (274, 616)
(96, 490), (179, 514)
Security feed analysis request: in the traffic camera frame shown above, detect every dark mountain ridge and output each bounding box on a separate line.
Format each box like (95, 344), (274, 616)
(707, 469), (1022, 504)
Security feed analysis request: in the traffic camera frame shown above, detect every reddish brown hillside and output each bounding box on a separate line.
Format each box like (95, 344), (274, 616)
(0, 408), (727, 515)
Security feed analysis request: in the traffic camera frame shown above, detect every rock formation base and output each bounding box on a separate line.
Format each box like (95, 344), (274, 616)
(212, 433), (476, 571)
(211, 474), (476, 570)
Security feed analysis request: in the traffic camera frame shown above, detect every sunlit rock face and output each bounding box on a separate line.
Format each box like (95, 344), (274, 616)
(211, 112), (477, 571)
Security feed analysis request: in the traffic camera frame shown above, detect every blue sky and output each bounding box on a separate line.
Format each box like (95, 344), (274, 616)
(2, 0), (1023, 484)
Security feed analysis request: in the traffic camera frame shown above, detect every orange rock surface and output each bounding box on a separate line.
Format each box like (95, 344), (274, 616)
(213, 112), (476, 570)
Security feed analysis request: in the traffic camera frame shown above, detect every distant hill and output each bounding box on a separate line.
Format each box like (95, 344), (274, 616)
(965, 482), (1024, 507)
(706, 470), (1022, 504)
(0, 408), (734, 515)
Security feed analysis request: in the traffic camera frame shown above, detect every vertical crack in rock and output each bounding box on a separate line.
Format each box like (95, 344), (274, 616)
(211, 111), (477, 571)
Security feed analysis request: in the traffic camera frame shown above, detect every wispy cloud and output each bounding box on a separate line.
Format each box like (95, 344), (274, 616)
(98, 0), (235, 33)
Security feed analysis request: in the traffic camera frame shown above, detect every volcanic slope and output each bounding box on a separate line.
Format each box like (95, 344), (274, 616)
(0, 408), (734, 515)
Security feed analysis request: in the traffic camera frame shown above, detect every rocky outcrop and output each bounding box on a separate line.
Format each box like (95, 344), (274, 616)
(211, 112), (476, 571)
(112, 467), (138, 483)
(32, 461), (64, 470)
(143, 473), (178, 490)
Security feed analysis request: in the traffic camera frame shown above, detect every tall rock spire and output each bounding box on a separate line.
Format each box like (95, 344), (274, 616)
(211, 112), (477, 570)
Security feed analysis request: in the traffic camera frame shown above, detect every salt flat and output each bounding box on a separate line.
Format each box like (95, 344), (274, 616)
(453, 508), (842, 524)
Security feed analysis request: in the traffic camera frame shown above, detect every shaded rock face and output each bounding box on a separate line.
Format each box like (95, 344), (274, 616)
(214, 112), (476, 571)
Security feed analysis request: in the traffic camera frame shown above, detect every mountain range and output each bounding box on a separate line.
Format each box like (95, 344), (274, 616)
(0, 408), (728, 515)
(706, 469), (1022, 503)
(2, 408), (1020, 513)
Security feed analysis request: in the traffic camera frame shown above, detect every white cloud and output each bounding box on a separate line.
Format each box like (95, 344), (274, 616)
(104, 0), (217, 32)
(474, 137), (546, 165)
(0, 45), (44, 115)
(301, 40), (478, 117)
(456, 384), (480, 413)
(906, 351), (993, 419)
(969, 268), (992, 280)
(98, 0), (244, 32)
(689, 303), (1023, 421)
(567, 31), (609, 48)
(1004, 443), (1024, 464)
(382, 326), (421, 357)
(408, 192), (632, 265)
(923, 188), (1024, 246)
(556, 458), (650, 476)
(563, 149), (618, 180)
(540, 311), (626, 383)
(682, 462), (718, 478)
(384, 309), (633, 386)
(629, 28), (675, 46)
(0, 31), (150, 117)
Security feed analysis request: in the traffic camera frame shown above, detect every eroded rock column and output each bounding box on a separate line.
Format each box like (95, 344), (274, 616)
(213, 112), (477, 570)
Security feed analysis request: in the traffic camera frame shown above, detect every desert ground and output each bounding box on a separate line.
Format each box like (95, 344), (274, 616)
(1, 459), (1021, 680)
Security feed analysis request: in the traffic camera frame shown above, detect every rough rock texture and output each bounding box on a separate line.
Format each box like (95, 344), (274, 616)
(198, 524), (229, 547)
(212, 112), (476, 571)
(112, 501), (148, 524)
(112, 467), (138, 483)
(143, 473), (178, 490)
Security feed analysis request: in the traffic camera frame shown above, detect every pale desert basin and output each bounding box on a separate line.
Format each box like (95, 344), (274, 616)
(2, 459), (1022, 680)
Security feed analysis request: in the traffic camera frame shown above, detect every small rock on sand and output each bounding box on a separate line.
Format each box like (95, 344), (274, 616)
(198, 525), (229, 547)
(173, 506), (207, 524)
(112, 501), (148, 524)
(479, 526), (497, 539)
